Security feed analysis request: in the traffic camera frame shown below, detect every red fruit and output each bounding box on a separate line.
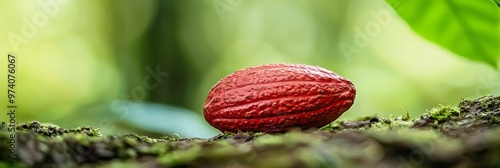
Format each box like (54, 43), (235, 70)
(203, 63), (356, 133)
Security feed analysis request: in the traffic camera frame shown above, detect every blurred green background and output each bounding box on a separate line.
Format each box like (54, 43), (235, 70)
(0, 0), (499, 138)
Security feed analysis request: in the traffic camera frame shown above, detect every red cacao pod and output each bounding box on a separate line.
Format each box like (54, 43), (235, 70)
(203, 63), (355, 133)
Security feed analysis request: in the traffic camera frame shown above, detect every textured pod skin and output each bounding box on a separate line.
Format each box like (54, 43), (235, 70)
(203, 63), (355, 133)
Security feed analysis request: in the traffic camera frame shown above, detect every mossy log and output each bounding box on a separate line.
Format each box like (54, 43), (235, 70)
(1, 96), (500, 168)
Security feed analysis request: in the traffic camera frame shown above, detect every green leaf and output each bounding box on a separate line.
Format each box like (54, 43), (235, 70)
(386, 0), (500, 67)
(494, 0), (500, 7)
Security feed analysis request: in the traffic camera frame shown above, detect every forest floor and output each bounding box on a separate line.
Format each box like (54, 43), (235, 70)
(1, 95), (500, 168)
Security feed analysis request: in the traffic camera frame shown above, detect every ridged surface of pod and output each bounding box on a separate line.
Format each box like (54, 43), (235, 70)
(203, 63), (356, 133)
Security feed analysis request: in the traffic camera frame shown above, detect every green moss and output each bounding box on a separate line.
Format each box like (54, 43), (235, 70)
(321, 113), (414, 132)
(122, 134), (161, 144)
(426, 104), (460, 123)
(459, 95), (500, 113)
(320, 121), (343, 131)
(489, 116), (500, 123)
(396, 110), (411, 121)
(16, 121), (101, 137)
(458, 95), (500, 125)
(159, 135), (177, 141)
(157, 144), (201, 165)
